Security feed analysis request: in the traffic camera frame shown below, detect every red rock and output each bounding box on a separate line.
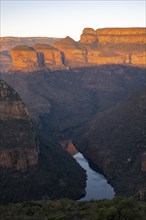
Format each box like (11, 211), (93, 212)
(33, 43), (64, 67)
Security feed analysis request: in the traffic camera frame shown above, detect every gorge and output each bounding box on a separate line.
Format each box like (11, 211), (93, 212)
(0, 27), (146, 204)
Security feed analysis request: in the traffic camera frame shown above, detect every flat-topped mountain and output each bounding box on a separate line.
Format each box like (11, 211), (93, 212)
(80, 27), (146, 44)
(0, 37), (62, 72)
(76, 88), (146, 197)
(10, 45), (44, 72)
(1, 27), (146, 72)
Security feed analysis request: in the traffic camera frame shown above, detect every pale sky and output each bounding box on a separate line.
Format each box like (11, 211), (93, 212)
(0, 0), (146, 40)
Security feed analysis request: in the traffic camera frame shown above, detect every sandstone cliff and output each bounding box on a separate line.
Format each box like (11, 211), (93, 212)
(33, 43), (65, 69)
(0, 37), (62, 72)
(79, 27), (146, 66)
(0, 79), (39, 171)
(10, 45), (43, 72)
(2, 27), (146, 72)
(53, 36), (87, 65)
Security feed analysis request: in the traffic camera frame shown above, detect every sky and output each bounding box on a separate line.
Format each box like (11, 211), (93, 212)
(0, 0), (146, 40)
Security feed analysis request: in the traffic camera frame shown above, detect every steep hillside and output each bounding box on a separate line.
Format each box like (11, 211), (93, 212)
(1, 65), (146, 140)
(76, 89), (146, 198)
(0, 79), (86, 204)
(0, 79), (39, 171)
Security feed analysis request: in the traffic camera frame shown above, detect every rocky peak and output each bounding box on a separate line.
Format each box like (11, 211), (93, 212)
(80, 27), (98, 44)
(82, 28), (96, 35)
(0, 79), (39, 171)
(53, 36), (79, 49)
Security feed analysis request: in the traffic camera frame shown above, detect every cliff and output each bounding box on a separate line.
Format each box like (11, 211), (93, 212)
(76, 88), (146, 196)
(80, 27), (146, 44)
(52, 27), (146, 67)
(53, 36), (87, 65)
(10, 45), (44, 72)
(1, 27), (146, 72)
(33, 43), (65, 69)
(0, 37), (62, 72)
(0, 79), (39, 171)
(0, 80), (86, 204)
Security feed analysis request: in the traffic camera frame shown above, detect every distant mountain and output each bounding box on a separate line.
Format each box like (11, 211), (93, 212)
(0, 37), (62, 72)
(0, 27), (145, 72)
(0, 79), (86, 204)
(75, 88), (146, 198)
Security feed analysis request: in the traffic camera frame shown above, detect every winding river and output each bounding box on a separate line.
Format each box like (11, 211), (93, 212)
(74, 152), (115, 201)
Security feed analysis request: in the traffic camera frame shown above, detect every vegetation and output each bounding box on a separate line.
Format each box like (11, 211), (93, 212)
(0, 197), (145, 220)
(12, 45), (35, 51)
(33, 43), (57, 50)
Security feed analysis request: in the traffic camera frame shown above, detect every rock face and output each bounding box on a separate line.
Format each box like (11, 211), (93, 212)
(0, 79), (39, 171)
(80, 28), (98, 44)
(80, 27), (146, 44)
(3, 27), (146, 72)
(52, 27), (146, 67)
(10, 44), (66, 71)
(10, 45), (43, 72)
(0, 80), (86, 204)
(78, 27), (146, 66)
(53, 36), (87, 65)
(33, 44), (65, 68)
(0, 37), (62, 72)
(76, 89), (146, 196)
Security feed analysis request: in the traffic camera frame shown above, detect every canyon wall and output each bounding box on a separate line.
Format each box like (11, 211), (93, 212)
(1, 27), (146, 72)
(0, 79), (39, 171)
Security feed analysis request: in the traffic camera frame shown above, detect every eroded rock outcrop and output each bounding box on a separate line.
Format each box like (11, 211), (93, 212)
(10, 45), (43, 72)
(53, 36), (87, 65)
(33, 43), (65, 69)
(79, 27), (146, 66)
(4, 27), (146, 72)
(0, 79), (39, 171)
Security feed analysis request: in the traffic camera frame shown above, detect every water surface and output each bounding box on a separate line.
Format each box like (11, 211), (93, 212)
(74, 152), (115, 201)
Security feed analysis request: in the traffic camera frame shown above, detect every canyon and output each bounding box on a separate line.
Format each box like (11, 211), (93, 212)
(0, 27), (146, 203)
(75, 89), (146, 198)
(0, 79), (86, 204)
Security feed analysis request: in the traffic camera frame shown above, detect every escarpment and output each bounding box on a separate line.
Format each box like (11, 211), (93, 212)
(0, 80), (86, 204)
(2, 27), (145, 72)
(0, 79), (39, 171)
(53, 36), (87, 65)
(10, 45), (43, 72)
(33, 43), (65, 69)
(53, 27), (146, 66)
(10, 44), (66, 71)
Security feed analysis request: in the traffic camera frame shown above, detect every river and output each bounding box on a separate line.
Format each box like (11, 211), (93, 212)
(74, 152), (115, 201)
